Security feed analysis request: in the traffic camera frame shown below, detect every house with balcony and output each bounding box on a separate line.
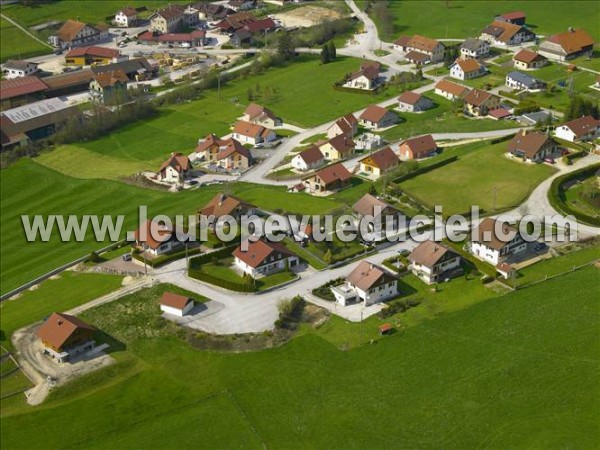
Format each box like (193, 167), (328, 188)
(331, 261), (398, 306)
(408, 240), (462, 284)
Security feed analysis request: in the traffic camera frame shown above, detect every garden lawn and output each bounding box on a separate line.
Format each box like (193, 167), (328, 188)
(564, 179), (600, 218)
(0, 17), (51, 62)
(398, 140), (556, 214)
(513, 246), (600, 287)
(0, 160), (344, 294)
(380, 93), (520, 142)
(0, 271), (123, 350)
(365, 1), (600, 42)
(1, 267), (598, 448)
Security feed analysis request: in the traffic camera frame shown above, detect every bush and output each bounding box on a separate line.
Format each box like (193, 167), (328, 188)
(548, 163), (600, 226)
(276, 296), (306, 329)
(312, 277), (344, 301)
(132, 246), (202, 268)
(378, 296), (421, 319)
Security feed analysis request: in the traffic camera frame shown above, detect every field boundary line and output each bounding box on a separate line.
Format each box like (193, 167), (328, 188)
(515, 259), (599, 290)
(0, 12), (54, 49)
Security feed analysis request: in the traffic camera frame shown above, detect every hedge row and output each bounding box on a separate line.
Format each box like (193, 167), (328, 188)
(188, 269), (256, 292)
(392, 156), (458, 184)
(189, 244), (239, 269)
(548, 163), (600, 227)
(132, 246), (202, 268)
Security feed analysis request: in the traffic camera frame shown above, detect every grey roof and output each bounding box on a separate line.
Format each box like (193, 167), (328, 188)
(460, 38), (486, 51)
(3, 60), (37, 71)
(507, 71), (544, 88)
(519, 110), (553, 125)
(91, 58), (153, 77)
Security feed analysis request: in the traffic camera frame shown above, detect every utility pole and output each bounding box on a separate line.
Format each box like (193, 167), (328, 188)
(360, 310), (364, 343)
(492, 186), (498, 211)
(143, 244), (148, 276)
(217, 72), (221, 100)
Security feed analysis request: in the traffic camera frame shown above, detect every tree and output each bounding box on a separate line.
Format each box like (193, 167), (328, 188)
(369, 183), (377, 195)
(320, 44), (330, 64)
(323, 249), (333, 265)
(277, 32), (296, 60)
(328, 40), (337, 60)
(247, 87), (254, 102)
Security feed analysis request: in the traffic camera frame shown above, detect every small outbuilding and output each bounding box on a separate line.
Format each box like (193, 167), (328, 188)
(160, 292), (195, 317)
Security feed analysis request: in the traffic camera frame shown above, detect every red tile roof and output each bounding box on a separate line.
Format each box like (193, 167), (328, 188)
(359, 146), (399, 171)
(160, 292), (193, 310)
(297, 145), (324, 165)
(360, 105), (391, 123)
(199, 193), (253, 217)
(546, 28), (595, 55)
(159, 152), (191, 173)
(560, 115), (600, 138)
(402, 135), (437, 158)
(500, 11), (526, 21)
(216, 139), (252, 161)
(347, 260), (395, 291)
(0, 76), (48, 99)
(513, 49), (545, 64)
(133, 220), (176, 250)
(507, 131), (552, 158)
(435, 79), (470, 97)
(233, 239), (296, 268)
(66, 45), (120, 59)
(397, 90), (423, 105)
(37, 312), (95, 351)
(308, 162), (352, 185)
(409, 240), (457, 268)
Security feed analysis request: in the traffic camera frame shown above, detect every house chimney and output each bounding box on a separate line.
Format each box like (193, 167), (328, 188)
(57, 320), (63, 326)
(521, 129), (527, 136)
(568, 27), (574, 33)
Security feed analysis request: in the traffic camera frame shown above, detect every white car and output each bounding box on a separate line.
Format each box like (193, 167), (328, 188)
(180, 42), (191, 48)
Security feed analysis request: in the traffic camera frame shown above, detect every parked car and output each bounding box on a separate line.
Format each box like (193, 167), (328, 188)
(122, 253), (132, 262)
(544, 157), (555, 164)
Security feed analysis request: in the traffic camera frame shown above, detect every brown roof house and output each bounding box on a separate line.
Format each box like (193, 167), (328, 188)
(342, 63), (381, 90)
(38, 313), (96, 363)
(149, 4), (185, 33)
(330, 261), (398, 306)
(53, 19), (107, 49)
(65, 46), (124, 66)
(159, 292), (195, 317)
(89, 69), (129, 105)
(115, 6), (138, 27)
(198, 192), (255, 222)
(479, 20), (535, 46)
(215, 138), (253, 171)
(394, 34), (445, 63)
(303, 162), (353, 194)
(470, 217), (527, 266)
(434, 79), (470, 101)
(539, 28), (595, 61)
(496, 11), (526, 26)
(232, 120), (276, 146)
(359, 105), (398, 130)
(133, 219), (186, 257)
(506, 130), (557, 163)
(318, 134), (355, 161)
(399, 134), (438, 160)
(358, 146), (399, 178)
(291, 145), (325, 171)
(327, 113), (358, 139)
(397, 91), (434, 113)
(513, 49), (547, 70)
(0, 76), (48, 109)
(555, 115), (600, 143)
(195, 133), (230, 163)
(242, 103), (281, 127)
(233, 239), (299, 278)
(450, 58), (486, 81)
(352, 193), (402, 241)
(463, 88), (501, 117)
(157, 152), (192, 184)
(408, 240), (462, 284)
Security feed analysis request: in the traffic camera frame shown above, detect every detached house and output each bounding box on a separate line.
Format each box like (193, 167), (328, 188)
(554, 115), (600, 143)
(133, 220), (185, 256)
(359, 105), (398, 129)
(434, 79), (470, 101)
(198, 192), (255, 221)
(513, 49), (547, 70)
(397, 91), (434, 112)
(352, 193), (401, 241)
(195, 134), (229, 162)
(450, 58), (486, 80)
(480, 20), (535, 46)
(232, 120), (276, 146)
(157, 152), (192, 183)
(331, 261), (398, 306)
(38, 313), (96, 363)
(115, 7), (138, 27)
(291, 146), (325, 171)
(149, 4), (185, 33)
(399, 134), (438, 160)
(303, 163), (353, 193)
(1, 60), (39, 79)
(395, 34), (445, 63)
(318, 134), (355, 161)
(215, 139), (253, 171)
(463, 89), (501, 117)
(470, 218), (527, 266)
(343, 63), (381, 90)
(505, 71), (546, 91)
(408, 240), (462, 284)
(506, 130), (557, 163)
(54, 20), (106, 49)
(327, 113), (358, 139)
(358, 147), (399, 178)
(233, 239), (299, 278)
(539, 28), (595, 61)
(242, 103), (281, 127)
(459, 38), (490, 59)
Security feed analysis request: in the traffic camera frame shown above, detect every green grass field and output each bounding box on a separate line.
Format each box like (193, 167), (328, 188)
(0, 271), (123, 350)
(0, 159), (355, 294)
(398, 140), (556, 215)
(380, 92), (520, 141)
(1, 266), (598, 448)
(0, 17), (51, 62)
(363, 1), (600, 42)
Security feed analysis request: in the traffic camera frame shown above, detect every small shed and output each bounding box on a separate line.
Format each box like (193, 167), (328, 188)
(379, 323), (393, 335)
(160, 292), (195, 317)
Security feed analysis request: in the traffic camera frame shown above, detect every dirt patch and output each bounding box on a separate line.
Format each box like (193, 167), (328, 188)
(274, 5), (343, 28)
